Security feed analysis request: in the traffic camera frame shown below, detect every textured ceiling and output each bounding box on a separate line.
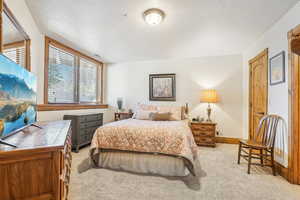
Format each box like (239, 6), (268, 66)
(25, 0), (299, 63)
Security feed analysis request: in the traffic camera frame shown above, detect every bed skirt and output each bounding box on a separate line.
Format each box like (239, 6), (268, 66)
(93, 150), (190, 177)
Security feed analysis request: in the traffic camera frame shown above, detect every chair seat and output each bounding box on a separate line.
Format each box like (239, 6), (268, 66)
(239, 139), (269, 149)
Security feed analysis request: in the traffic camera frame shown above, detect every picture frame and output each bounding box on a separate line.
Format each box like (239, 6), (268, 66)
(149, 73), (176, 101)
(270, 51), (285, 86)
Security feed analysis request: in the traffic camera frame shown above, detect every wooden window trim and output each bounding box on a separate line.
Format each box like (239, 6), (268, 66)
(45, 36), (102, 64)
(1, 3), (31, 71)
(43, 36), (105, 110)
(3, 40), (24, 49)
(37, 104), (108, 111)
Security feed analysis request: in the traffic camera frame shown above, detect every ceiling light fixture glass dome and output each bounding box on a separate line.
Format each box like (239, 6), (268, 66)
(143, 8), (165, 26)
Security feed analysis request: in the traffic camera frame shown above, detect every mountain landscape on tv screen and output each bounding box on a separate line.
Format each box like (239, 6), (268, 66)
(0, 73), (36, 100)
(0, 55), (37, 137)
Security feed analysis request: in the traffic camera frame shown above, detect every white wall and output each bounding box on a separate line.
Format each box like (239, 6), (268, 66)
(107, 55), (244, 139)
(6, 0), (111, 123)
(242, 1), (300, 166)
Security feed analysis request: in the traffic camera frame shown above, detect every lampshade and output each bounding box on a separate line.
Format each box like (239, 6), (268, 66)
(200, 89), (219, 103)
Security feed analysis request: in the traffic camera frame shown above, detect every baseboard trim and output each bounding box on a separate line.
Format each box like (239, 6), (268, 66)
(274, 161), (289, 180)
(216, 137), (240, 144)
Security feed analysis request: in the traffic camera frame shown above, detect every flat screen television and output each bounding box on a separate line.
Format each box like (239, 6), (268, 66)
(0, 54), (37, 139)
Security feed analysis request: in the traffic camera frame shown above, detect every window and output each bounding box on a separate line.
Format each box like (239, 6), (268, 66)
(45, 37), (103, 105)
(79, 58), (98, 102)
(2, 3), (31, 71)
(48, 45), (76, 103)
(3, 44), (26, 68)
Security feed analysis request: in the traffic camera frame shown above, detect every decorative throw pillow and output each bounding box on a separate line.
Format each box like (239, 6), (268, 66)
(133, 110), (153, 120)
(149, 112), (171, 121)
(157, 106), (182, 121)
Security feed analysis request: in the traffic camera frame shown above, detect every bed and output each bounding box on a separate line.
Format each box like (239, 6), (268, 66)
(90, 105), (198, 177)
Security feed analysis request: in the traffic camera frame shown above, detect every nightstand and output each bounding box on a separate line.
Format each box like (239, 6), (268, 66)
(190, 122), (216, 147)
(114, 112), (134, 121)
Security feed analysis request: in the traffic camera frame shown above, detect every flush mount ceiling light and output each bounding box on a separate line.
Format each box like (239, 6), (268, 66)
(143, 8), (165, 26)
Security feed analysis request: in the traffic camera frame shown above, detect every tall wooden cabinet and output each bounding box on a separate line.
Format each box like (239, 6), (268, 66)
(0, 120), (72, 200)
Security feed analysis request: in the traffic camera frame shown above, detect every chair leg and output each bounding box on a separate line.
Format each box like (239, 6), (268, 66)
(248, 148), (253, 174)
(237, 143), (242, 164)
(260, 149), (264, 166)
(271, 149), (276, 176)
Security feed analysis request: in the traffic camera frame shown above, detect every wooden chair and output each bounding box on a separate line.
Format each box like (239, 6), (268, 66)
(237, 115), (282, 175)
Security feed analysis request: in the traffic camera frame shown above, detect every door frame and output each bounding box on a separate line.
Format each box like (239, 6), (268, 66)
(248, 48), (269, 140)
(288, 24), (300, 184)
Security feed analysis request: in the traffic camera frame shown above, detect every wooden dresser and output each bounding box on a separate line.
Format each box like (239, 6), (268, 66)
(64, 113), (103, 152)
(0, 120), (72, 200)
(190, 122), (216, 147)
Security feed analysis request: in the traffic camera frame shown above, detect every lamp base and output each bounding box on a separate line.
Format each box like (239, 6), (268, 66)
(206, 119), (212, 123)
(206, 103), (212, 122)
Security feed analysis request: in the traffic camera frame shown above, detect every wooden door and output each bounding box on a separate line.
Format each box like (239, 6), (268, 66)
(249, 49), (268, 140)
(289, 25), (300, 185)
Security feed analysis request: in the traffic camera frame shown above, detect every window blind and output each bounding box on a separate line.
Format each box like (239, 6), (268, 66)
(79, 58), (98, 102)
(48, 45), (76, 103)
(3, 46), (26, 68)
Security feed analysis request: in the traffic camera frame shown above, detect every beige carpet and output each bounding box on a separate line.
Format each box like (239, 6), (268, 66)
(69, 144), (300, 200)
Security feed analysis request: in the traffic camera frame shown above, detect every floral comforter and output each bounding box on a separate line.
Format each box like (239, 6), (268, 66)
(90, 119), (198, 175)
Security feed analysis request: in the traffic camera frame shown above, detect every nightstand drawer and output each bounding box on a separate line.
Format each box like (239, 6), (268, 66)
(193, 130), (214, 137)
(191, 125), (215, 132)
(194, 136), (215, 145)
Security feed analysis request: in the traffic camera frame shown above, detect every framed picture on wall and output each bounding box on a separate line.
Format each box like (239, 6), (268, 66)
(270, 51), (285, 85)
(149, 74), (176, 101)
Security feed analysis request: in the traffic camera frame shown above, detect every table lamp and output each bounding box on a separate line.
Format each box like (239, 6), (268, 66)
(200, 89), (219, 122)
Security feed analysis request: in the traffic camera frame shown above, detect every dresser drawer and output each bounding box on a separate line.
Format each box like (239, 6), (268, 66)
(79, 114), (103, 123)
(80, 120), (102, 129)
(79, 127), (97, 136)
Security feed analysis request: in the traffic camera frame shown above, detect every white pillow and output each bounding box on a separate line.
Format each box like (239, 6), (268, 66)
(133, 110), (153, 120)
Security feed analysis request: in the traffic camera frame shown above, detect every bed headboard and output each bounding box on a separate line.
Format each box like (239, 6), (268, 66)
(135, 102), (189, 120)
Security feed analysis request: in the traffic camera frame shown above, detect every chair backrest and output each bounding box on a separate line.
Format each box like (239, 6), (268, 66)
(254, 115), (283, 148)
